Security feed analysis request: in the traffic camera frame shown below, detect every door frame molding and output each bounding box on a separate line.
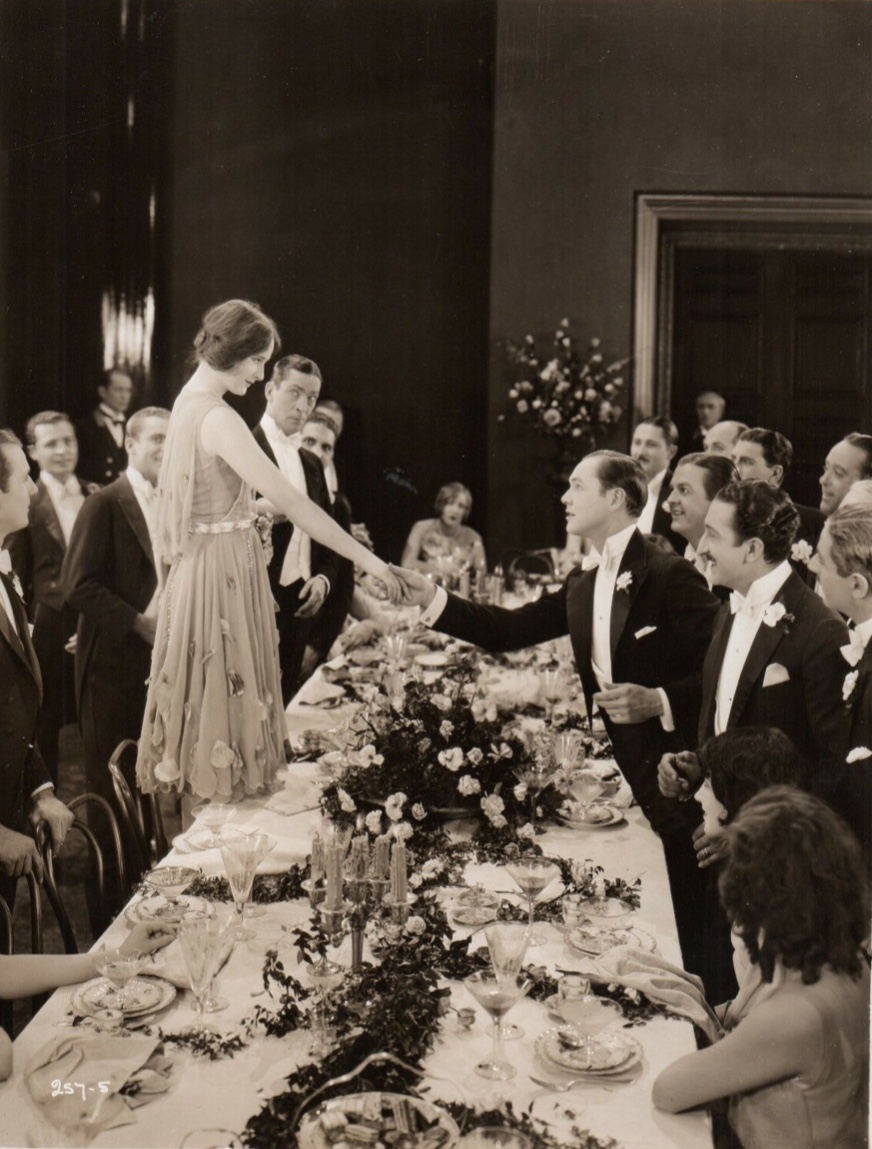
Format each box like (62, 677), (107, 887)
(633, 193), (872, 417)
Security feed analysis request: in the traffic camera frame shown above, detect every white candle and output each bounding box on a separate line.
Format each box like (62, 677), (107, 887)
(310, 834), (324, 882)
(324, 843), (343, 910)
(390, 842), (407, 904)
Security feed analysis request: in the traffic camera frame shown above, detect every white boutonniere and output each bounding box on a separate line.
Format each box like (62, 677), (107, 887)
(762, 602), (795, 631)
(791, 540), (814, 565)
(10, 573), (23, 601)
(615, 571), (633, 594)
(847, 746), (872, 764)
(843, 670), (859, 703)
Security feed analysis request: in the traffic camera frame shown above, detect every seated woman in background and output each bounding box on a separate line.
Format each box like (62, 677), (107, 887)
(653, 787), (870, 1149)
(400, 482), (486, 576)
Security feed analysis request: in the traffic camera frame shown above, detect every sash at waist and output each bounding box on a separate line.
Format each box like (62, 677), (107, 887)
(189, 517), (255, 535)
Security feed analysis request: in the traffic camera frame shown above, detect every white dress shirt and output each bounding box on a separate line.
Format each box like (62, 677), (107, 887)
(684, 541), (713, 589)
(99, 403), (125, 448)
(637, 469), (667, 535)
(40, 471), (84, 544)
(260, 414), (312, 587)
(714, 560), (793, 734)
(127, 466), (161, 617)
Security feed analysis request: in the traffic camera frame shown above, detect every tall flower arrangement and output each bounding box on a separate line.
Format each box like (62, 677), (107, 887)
(500, 318), (629, 448)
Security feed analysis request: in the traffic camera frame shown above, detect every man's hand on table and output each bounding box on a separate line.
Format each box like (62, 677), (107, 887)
(0, 824), (43, 880)
(657, 751), (703, 799)
(294, 575), (328, 618)
(30, 790), (74, 857)
(593, 682), (662, 724)
(390, 565), (437, 608)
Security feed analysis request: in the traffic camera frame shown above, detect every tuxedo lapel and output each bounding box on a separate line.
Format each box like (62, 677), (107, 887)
(116, 476), (155, 569)
(609, 531), (650, 662)
(727, 574), (804, 730)
(700, 604), (733, 737)
(36, 481), (66, 552)
(0, 573), (42, 697)
(566, 567), (596, 709)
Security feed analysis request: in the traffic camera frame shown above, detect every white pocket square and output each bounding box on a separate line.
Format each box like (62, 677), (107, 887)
(634, 625), (657, 640)
(762, 663), (790, 688)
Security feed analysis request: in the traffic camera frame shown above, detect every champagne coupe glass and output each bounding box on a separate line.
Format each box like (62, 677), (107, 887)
(144, 865), (199, 910)
(218, 829), (261, 941)
(555, 994), (623, 1068)
(505, 857), (561, 946)
(177, 911), (231, 1018)
(190, 801), (236, 845)
(242, 832), (276, 920)
(308, 956), (345, 1056)
(484, 923), (530, 1041)
(539, 668), (564, 725)
(463, 972), (530, 1081)
(94, 947), (149, 1011)
(569, 766), (604, 820)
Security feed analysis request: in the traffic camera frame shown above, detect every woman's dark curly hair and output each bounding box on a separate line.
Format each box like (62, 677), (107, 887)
(192, 299), (280, 370)
(719, 786), (869, 985)
(698, 727), (805, 824)
(714, 479), (800, 564)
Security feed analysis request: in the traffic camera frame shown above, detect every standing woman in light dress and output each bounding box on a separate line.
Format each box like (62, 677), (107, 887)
(136, 300), (402, 805)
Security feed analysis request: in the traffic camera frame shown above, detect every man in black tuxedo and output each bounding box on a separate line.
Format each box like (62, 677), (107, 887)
(75, 368), (135, 487)
(690, 390), (726, 451)
(0, 429), (74, 911)
(732, 428), (824, 573)
(62, 408), (170, 871)
(663, 452), (737, 593)
(395, 451), (720, 980)
(8, 412), (89, 784)
(629, 416), (684, 553)
(819, 432), (872, 519)
(807, 505), (872, 871)
(253, 355), (340, 703)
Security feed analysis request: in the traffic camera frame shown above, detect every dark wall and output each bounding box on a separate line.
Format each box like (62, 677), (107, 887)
(167, 0), (495, 561)
(488, 0), (872, 556)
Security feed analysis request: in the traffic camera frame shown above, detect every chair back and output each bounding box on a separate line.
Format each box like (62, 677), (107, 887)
(108, 739), (168, 880)
(0, 894), (11, 1035)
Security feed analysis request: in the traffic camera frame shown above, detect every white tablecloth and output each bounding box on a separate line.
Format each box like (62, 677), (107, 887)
(0, 670), (711, 1149)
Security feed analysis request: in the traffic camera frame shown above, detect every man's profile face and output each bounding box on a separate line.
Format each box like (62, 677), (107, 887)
(808, 525), (854, 615)
(704, 422), (742, 457)
(29, 420), (78, 481)
(697, 498), (748, 589)
(630, 422), (675, 481)
(561, 457), (614, 539)
(126, 416), (168, 487)
(0, 445), (38, 537)
(99, 372), (134, 414)
(820, 440), (869, 516)
(696, 393), (725, 430)
(666, 463), (712, 544)
(732, 439), (780, 486)
(267, 370), (321, 437)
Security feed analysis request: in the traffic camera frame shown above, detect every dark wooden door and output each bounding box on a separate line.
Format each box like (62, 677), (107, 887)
(671, 246), (872, 506)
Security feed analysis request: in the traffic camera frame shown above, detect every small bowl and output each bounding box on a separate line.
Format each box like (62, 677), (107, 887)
(577, 896), (632, 921)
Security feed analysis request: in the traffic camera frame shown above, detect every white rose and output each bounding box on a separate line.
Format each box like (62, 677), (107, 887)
(405, 915), (426, 936)
(457, 775), (481, 797)
(411, 803), (427, 821)
(438, 747), (465, 772)
(337, 788), (357, 813)
(393, 821), (414, 842)
(513, 783), (528, 801)
(365, 810), (383, 834)
(517, 822), (535, 840)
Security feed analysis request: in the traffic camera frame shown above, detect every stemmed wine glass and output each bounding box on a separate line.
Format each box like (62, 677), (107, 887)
(144, 866), (199, 912)
(177, 910), (234, 1018)
(308, 956), (345, 1056)
(539, 668), (565, 724)
(517, 753), (557, 836)
(505, 857), (561, 946)
(190, 801), (236, 845)
(569, 766), (604, 821)
(463, 972), (530, 1081)
(484, 923), (530, 1041)
(242, 832), (276, 920)
(551, 729), (583, 785)
(217, 829), (261, 941)
(94, 947), (150, 1011)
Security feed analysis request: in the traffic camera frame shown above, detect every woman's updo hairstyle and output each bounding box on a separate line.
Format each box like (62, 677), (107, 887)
(192, 299), (281, 370)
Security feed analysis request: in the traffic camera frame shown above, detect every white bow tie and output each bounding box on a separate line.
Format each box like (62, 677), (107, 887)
(582, 550), (621, 573)
(841, 630), (867, 668)
(729, 591), (765, 621)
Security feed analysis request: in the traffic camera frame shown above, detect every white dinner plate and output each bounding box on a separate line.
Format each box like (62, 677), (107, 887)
(297, 1092), (459, 1149)
(558, 803), (624, 830)
(70, 975), (177, 1019)
(125, 893), (209, 927)
(414, 651), (451, 668)
(535, 1027), (642, 1075)
(567, 924), (657, 957)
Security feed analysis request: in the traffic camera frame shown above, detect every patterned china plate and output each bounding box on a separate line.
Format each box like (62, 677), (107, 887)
(535, 1027), (642, 1075)
(297, 1092), (459, 1149)
(450, 904), (497, 926)
(70, 975), (177, 1019)
(558, 803), (624, 830)
(125, 894), (209, 927)
(567, 924), (657, 957)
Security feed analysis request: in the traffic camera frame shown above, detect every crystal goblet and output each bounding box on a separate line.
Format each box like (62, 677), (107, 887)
(484, 923), (530, 1041)
(242, 832), (276, 919)
(555, 994), (624, 1067)
(463, 972), (530, 1081)
(144, 865), (199, 908)
(505, 857), (561, 946)
(177, 910), (233, 1018)
(217, 829), (261, 941)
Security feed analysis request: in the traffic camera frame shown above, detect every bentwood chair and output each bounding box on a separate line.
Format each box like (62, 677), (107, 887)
(108, 739), (168, 885)
(0, 893), (12, 1034)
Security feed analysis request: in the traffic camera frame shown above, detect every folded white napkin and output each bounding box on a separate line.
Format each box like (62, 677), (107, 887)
(581, 945), (722, 1043)
(25, 1033), (170, 1135)
(297, 680), (346, 707)
(166, 834), (311, 877)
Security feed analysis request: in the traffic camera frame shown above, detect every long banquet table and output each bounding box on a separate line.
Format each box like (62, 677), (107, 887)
(0, 650), (713, 1149)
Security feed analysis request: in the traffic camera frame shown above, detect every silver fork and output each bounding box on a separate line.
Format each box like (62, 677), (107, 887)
(529, 1075), (614, 1093)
